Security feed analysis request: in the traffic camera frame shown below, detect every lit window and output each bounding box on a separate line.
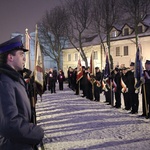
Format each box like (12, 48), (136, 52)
(94, 51), (98, 60)
(68, 54), (71, 61)
(111, 30), (117, 37)
(75, 53), (78, 61)
(124, 46), (128, 56)
(116, 47), (120, 56)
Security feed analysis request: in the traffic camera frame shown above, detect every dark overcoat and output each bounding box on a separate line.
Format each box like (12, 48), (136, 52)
(0, 65), (44, 150)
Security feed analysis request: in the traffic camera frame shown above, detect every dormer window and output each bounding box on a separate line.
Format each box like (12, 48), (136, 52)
(111, 30), (117, 37)
(124, 28), (129, 36)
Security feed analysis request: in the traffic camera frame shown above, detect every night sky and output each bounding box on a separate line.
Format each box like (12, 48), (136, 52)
(0, 0), (63, 43)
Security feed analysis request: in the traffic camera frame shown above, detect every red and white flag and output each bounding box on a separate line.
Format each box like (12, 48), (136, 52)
(76, 57), (83, 83)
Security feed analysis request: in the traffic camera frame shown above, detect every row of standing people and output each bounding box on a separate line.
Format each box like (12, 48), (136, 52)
(67, 60), (150, 119)
(67, 66), (102, 101)
(111, 60), (150, 119)
(44, 68), (66, 93)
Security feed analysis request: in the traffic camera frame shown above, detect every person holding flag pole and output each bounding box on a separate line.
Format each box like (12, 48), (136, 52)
(127, 37), (144, 114)
(141, 60), (150, 118)
(137, 38), (149, 118)
(103, 45), (112, 105)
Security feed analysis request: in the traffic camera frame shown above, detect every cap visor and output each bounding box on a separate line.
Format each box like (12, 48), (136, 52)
(22, 48), (29, 52)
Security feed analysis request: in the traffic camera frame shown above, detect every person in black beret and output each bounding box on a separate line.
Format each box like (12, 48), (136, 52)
(0, 35), (44, 150)
(93, 67), (102, 102)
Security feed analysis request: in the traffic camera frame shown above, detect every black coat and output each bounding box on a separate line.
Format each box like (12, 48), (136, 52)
(126, 70), (135, 93)
(0, 64), (44, 150)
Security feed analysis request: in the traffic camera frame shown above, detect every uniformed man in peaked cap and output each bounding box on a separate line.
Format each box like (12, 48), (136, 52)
(0, 35), (44, 150)
(126, 62), (139, 114)
(0, 35), (28, 54)
(141, 60), (150, 118)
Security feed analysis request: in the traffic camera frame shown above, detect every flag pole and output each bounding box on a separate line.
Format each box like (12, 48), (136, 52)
(143, 84), (148, 118)
(33, 24), (45, 150)
(78, 51), (80, 95)
(90, 50), (94, 100)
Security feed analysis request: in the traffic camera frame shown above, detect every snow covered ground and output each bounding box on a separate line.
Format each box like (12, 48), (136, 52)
(36, 83), (150, 150)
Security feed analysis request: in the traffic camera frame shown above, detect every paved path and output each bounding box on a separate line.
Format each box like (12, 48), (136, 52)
(36, 84), (150, 150)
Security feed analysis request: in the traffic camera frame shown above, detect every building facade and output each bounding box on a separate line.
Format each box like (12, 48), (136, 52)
(62, 15), (150, 77)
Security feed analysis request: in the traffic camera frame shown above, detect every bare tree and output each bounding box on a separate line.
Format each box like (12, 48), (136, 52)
(122, 0), (150, 47)
(38, 6), (69, 70)
(65, 0), (92, 67)
(91, 0), (121, 69)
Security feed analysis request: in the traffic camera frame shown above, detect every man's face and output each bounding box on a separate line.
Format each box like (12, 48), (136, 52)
(9, 50), (26, 71)
(130, 65), (134, 70)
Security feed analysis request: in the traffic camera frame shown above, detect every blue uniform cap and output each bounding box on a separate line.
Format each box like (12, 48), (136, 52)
(0, 35), (28, 54)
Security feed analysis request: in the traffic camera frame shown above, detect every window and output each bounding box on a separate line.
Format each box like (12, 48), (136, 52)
(111, 30), (117, 37)
(94, 51), (98, 60)
(124, 46), (128, 56)
(116, 47), (120, 56)
(75, 53), (78, 61)
(124, 28), (129, 36)
(138, 25), (143, 33)
(68, 54), (71, 61)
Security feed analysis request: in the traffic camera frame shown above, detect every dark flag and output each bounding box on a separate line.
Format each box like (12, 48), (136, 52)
(134, 41), (144, 91)
(104, 46), (110, 79)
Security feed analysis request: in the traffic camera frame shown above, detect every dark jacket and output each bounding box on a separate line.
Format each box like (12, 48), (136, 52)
(126, 70), (135, 93)
(0, 64), (44, 150)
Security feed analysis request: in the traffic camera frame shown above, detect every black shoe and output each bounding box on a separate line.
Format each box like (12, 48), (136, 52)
(145, 116), (150, 119)
(130, 111), (138, 114)
(140, 114), (146, 117)
(115, 106), (121, 109)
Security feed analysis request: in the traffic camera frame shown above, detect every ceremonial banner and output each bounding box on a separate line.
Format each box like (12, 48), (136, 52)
(76, 57), (83, 83)
(104, 46), (110, 79)
(134, 40), (143, 91)
(90, 50), (94, 75)
(34, 25), (44, 96)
